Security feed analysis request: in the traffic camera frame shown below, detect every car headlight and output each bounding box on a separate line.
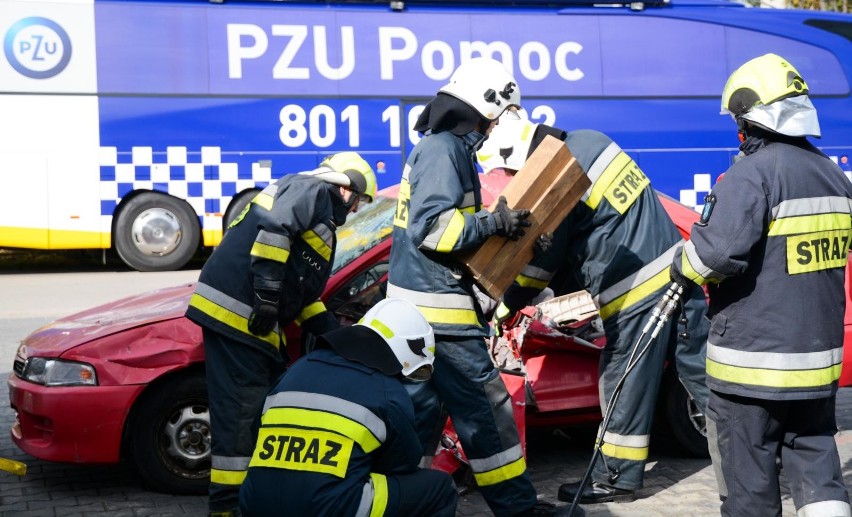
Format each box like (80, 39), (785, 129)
(21, 358), (97, 386)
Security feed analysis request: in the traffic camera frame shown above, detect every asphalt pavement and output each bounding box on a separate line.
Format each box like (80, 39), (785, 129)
(3, 374), (852, 516)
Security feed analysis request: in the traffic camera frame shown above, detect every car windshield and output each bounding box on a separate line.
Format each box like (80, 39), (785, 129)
(332, 195), (396, 274)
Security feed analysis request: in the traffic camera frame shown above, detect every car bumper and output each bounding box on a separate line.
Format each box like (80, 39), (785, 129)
(8, 373), (143, 463)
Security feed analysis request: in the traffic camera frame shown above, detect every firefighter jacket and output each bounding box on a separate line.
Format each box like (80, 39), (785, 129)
(673, 135), (852, 400)
(503, 129), (685, 323)
(388, 130), (498, 337)
(240, 348), (424, 516)
(186, 175), (340, 358)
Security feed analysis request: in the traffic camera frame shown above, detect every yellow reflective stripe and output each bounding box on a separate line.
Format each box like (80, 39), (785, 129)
(393, 180), (411, 229)
(418, 306), (481, 326)
(250, 242), (290, 264)
(599, 268), (670, 321)
(681, 246), (712, 286)
(435, 210), (466, 252)
(786, 229), (851, 274)
(248, 427), (353, 478)
(586, 151), (650, 214)
(461, 206), (476, 214)
(261, 407), (382, 453)
(768, 213), (852, 236)
(252, 192), (274, 211)
(368, 319), (394, 339)
(706, 358), (842, 388)
(600, 442), (649, 461)
(516, 274), (549, 290)
(369, 473), (389, 517)
(296, 301), (327, 325)
(188, 293), (280, 348)
(472, 457), (527, 487)
(211, 468), (247, 486)
(303, 230), (332, 261)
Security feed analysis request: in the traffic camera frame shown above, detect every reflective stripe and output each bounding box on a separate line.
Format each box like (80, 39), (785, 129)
(262, 391), (386, 448)
(798, 500), (852, 517)
(303, 224), (334, 261)
(771, 196), (852, 220)
(707, 343), (843, 389)
(516, 264), (554, 290)
(296, 301), (326, 325)
(252, 187), (276, 210)
(769, 213), (852, 237)
(581, 142), (621, 202)
(681, 239), (726, 286)
(422, 208), (466, 252)
(367, 473), (389, 517)
(211, 455), (250, 486)
(596, 242), (680, 314)
(386, 283), (480, 326)
(251, 230), (292, 264)
(472, 456), (527, 487)
(468, 443), (525, 474)
(600, 431), (650, 461)
(189, 283), (280, 348)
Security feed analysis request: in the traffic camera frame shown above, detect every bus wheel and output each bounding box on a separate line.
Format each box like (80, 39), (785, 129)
(114, 192), (200, 272)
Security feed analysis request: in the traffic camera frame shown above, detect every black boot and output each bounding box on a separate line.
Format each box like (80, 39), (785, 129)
(557, 480), (635, 504)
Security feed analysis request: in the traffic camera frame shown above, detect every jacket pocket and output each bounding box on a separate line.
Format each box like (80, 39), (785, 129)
(709, 313), (727, 339)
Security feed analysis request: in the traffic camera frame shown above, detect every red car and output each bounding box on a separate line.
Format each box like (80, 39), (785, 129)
(9, 172), (852, 495)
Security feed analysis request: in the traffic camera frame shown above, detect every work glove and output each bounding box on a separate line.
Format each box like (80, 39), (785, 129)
(491, 302), (515, 338)
(248, 291), (279, 336)
(669, 264), (693, 298)
(533, 232), (554, 259)
(492, 196), (531, 241)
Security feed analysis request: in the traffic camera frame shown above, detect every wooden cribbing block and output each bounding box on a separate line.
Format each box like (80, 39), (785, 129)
(460, 135), (591, 300)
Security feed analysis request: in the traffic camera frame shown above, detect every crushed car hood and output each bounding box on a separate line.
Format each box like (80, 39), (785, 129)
(18, 283), (196, 357)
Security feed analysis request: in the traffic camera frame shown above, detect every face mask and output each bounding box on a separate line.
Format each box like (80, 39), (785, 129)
(332, 194), (357, 226)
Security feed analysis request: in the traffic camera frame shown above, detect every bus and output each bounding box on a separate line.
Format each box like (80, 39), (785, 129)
(1, 0), (851, 271)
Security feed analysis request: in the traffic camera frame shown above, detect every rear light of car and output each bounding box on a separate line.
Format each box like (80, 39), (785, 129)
(19, 358), (97, 387)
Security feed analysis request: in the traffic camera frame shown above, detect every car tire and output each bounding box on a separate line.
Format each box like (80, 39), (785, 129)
(126, 371), (210, 495)
(655, 371), (709, 458)
(114, 192), (200, 272)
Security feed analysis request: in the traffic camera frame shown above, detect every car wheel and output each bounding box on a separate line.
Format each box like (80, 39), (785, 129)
(223, 189), (259, 231)
(127, 371), (210, 495)
(656, 372), (709, 458)
(114, 192), (200, 272)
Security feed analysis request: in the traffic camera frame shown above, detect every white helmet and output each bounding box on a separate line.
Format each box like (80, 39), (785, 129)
(477, 111), (538, 172)
(321, 298), (435, 381)
(439, 57), (521, 121)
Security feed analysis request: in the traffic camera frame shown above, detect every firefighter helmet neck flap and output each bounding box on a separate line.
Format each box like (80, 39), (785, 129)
(721, 53), (821, 138)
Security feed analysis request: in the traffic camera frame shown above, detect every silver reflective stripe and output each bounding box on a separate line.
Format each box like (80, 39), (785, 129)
(581, 142), (621, 202)
(602, 431), (650, 448)
(798, 500), (852, 517)
(772, 196), (852, 219)
(461, 191), (476, 209)
(387, 283), (477, 310)
(520, 264), (554, 282)
(256, 229), (291, 250)
(312, 223), (334, 248)
(402, 163), (411, 181)
(261, 183), (277, 197)
(355, 479), (374, 517)
(422, 209), (458, 249)
(418, 456), (433, 469)
(195, 282), (253, 319)
(684, 240), (727, 283)
(212, 455), (251, 470)
(263, 391), (386, 443)
(707, 343), (843, 370)
(594, 241), (680, 308)
(467, 443), (524, 474)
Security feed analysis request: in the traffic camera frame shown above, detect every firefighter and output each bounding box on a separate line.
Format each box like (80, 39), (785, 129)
(387, 57), (572, 516)
(185, 152), (377, 516)
(478, 113), (711, 505)
(670, 53), (852, 516)
(238, 297), (458, 517)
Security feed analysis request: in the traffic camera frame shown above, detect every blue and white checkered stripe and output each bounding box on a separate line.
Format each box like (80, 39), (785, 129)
(97, 146), (271, 217)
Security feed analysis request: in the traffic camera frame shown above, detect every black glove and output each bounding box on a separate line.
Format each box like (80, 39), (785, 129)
(533, 232), (554, 258)
(248, 291), (279, 336)
(492, 196), (531, 241)
(669, 264), (693, 297)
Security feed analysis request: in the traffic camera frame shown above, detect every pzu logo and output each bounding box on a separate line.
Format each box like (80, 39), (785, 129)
(4, 17), (72, 79)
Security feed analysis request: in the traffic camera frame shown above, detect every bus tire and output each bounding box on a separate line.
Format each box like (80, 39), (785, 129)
(114, 192), (200, 272)
(223, 189), (259, 232)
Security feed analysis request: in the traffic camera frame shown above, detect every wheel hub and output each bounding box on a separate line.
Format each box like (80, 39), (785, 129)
(131, 208), (183, 257)
(164, 405), (211, 470)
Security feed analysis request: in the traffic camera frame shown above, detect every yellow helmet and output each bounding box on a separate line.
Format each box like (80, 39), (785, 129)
(315, 152), (378, 202)
(721, 53), (820, 137)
